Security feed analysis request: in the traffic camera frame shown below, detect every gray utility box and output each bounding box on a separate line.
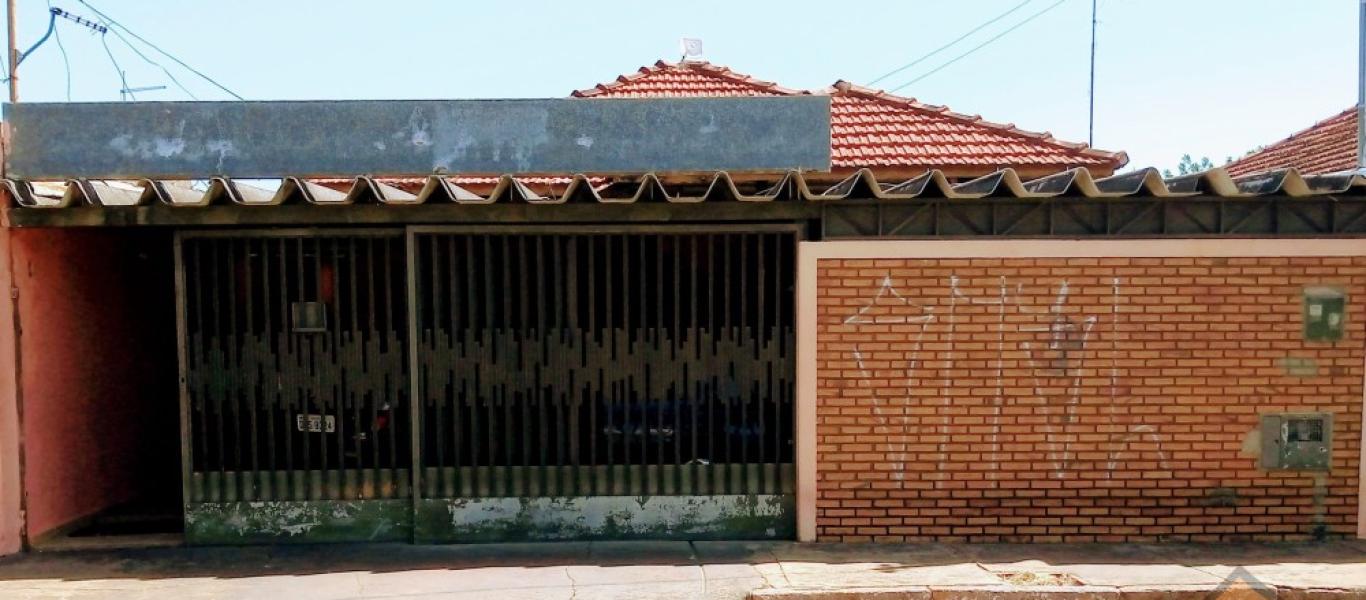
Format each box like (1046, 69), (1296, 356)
(1259, 412), (1333, 471)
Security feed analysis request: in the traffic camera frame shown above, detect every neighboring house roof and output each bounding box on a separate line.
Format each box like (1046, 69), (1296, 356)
(1225, 107), (1358, 176)
(572, 60), (1128, 177)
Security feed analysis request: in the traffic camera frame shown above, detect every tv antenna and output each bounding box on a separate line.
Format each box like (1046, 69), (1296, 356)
(16, 7), (105, 68)
(120, 83), (165, 101)
(6, 6), (107, 101)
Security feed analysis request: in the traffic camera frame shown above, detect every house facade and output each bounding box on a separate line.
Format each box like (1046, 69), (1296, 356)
(0, 80), (1359, 554)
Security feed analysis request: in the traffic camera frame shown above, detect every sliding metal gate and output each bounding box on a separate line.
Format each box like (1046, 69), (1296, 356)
(177, 226), (796, 544)
(178, 230), (414, 542)
(409, 226), (796, 540)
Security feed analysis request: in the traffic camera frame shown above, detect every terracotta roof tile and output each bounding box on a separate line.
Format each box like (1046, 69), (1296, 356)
(572, 61), (1128, 174)
(572, 60), (800, 98)
(1225, 107), (1359, 176)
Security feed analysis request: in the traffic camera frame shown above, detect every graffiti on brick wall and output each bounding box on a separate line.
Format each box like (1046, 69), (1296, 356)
(842, 275), (936, 377)
(1007, 277), (1098, 477)
(842, 275), (935, 479)
(841, 273), (1168, 482)
(1104, 424), (1171, 471)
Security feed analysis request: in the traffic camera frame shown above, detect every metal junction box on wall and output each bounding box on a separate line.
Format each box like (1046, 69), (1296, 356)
(1259, 413), (1333, 471)
(1303, 286), (1346, 342)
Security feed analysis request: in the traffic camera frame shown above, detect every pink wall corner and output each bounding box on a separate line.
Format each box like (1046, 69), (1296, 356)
(0, 225), (25, 555)
(12, 229), (178, 539)
(795, 241), (817, 542)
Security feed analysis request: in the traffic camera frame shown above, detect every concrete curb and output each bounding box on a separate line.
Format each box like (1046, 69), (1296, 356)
(748, 584), (1366, 600)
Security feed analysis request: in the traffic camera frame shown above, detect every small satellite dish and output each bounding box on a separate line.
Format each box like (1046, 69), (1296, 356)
(680, 38), (704, 61)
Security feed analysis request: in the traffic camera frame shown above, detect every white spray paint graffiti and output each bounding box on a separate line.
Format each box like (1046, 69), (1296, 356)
(843, 275), (935, 376)
(1105, 424), (1172, 471)
(841, 271), (1167, 485)
(1011, 279), (1098, 477)
(947, 276), (1010, 477)
(841, 275), (934, 480)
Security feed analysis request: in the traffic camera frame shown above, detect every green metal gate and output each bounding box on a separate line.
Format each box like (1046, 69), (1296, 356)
(176, 226), (795, 544)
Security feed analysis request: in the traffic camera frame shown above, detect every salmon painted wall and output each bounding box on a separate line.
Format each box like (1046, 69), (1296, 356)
(0, 224), (23, 555)
(12, 229), (178, 539)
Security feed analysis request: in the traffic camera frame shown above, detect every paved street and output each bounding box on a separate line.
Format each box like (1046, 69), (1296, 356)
(0, 540), (1365, 599)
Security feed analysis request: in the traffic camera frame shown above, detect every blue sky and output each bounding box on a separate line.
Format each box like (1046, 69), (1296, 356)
(3, 0), (1356, 172)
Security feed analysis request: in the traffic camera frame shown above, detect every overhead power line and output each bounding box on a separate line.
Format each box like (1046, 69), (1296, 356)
(103, 25), (197, 99)
(0, 4), (198, 100)
(47, 1), (72, 101)
(888, 0), (1069, 94)
(867, 0), (1034, 87)
(74, 0), (242, 99)
(97, 28), (131, 99)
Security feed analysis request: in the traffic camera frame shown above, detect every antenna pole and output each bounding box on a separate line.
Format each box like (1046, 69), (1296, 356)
(1088, 0), (1097, 147)
(7, 0), (17, 103)
(1358, 0), (1365, 170)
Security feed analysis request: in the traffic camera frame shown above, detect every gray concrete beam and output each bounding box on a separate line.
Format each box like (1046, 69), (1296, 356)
(3, 97), (831, 179)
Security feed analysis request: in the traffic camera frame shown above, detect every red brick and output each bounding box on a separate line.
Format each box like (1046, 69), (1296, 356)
(815, 255), (1365, 543)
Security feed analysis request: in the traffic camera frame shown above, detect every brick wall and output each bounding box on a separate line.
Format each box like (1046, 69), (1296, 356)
(815, 255), (1364, 542)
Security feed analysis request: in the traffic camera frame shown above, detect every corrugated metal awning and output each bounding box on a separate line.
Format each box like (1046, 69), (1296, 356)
(5, 167), (1359, 209)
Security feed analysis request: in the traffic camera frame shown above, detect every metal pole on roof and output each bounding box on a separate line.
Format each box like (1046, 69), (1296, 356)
(3, 0), (15, 180)
(6, 0), (17, 103)
(1358, 0), (1365, 170)
(1088, 0), (1097, 147)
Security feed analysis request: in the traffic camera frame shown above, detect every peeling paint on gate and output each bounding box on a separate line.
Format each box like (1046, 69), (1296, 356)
(185, 495), (793, 544)
(414, 494), (793, 543)
(185, 500), (411, 545)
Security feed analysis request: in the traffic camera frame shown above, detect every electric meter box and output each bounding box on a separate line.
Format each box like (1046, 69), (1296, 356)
(1303, 286), (1346, 342)
(1259, 412), (1333, 471)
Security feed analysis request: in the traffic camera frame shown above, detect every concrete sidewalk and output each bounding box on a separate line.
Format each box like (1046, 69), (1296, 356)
(0, 540), (1362, 600)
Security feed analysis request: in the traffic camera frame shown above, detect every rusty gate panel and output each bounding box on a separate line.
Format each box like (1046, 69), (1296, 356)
(179, 232), (412, 506)
(411, 229), (797, 502)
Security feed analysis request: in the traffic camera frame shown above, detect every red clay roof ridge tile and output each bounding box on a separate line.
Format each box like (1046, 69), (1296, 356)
(828, 79), (1125, 165)
(572, 60), (804, 98)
